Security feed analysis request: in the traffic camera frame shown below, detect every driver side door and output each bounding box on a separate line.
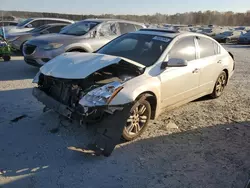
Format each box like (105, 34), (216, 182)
(160, 36), (201, 108)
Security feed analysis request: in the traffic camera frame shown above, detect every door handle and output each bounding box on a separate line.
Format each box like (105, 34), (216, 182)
(192, 68), (199, 73)
(217, 60), (222, 64)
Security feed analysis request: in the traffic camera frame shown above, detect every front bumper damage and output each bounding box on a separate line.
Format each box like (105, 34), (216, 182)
(33, 87), (133, 157)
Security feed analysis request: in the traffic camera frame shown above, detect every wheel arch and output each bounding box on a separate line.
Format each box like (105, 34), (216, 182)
(136, 91), (157, 120)
(222, 68), (229, 84)
(66, 47), (88, 52)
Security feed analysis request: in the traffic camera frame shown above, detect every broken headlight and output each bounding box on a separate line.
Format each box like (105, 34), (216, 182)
(79, 81), (123, 107)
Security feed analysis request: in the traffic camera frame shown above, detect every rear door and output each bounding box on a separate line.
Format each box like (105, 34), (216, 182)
(195, 36), (223, 93)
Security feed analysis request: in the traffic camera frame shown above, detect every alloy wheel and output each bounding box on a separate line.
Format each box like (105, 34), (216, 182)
(125, 104), (149, 136)
(215, 73), (227, 96)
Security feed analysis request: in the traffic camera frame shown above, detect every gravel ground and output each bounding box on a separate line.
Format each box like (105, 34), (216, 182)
(0, 45), (250, 188)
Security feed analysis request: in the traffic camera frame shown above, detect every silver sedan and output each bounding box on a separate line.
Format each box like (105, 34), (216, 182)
(32, 28), (235, 156)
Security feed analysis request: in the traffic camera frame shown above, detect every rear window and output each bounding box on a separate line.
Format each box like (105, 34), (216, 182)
(119, 23), (137, 34)
(197, 37), (216, 58)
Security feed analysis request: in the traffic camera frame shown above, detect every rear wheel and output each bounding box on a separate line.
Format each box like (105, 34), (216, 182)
(210, 71), (227, 98)
(122, 99), (151, 141)
(225, 38), (231, 43)
(3, 55), (10, 61)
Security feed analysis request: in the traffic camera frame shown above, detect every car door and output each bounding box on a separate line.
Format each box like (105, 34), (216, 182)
(160, 36), (201, 108)
(195, 36), (223, 93)
(93, 22), (119, 51)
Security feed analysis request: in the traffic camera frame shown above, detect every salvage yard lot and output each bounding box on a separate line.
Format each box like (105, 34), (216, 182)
(0, 45), (250, 188)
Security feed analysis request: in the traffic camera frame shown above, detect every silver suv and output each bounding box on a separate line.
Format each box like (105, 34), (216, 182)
(23, 19), (145, 67)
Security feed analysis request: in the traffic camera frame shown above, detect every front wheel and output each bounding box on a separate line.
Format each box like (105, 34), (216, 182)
(3, 55), (10, 61)
(122, 99), (151, 141)
(210, 71), (227, 99)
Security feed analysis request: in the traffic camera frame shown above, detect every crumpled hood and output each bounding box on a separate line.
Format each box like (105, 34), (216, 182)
(40, 52), (145, 79)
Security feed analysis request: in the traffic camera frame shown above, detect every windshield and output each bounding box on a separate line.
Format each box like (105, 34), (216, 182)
(221, 31), (233, 36)
(17, 18), (34, 27)
(97, 33), (171, 67)
(29, 25), (48, 33)
(60, 21), (99, 36)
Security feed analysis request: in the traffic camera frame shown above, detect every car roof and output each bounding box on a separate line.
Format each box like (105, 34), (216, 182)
(134, 28), (213, 39)
(84, 18), (144, 26)
(30, 17), (74, 23)
(45, 23), (69, 27)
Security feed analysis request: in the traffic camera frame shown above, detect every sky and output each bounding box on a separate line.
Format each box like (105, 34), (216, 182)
(1, 0), (250, 15)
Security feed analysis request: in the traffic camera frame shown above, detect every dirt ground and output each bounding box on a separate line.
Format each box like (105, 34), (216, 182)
(0, 45), (250, 188)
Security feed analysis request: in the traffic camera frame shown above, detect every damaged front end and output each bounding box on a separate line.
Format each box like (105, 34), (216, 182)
(32, 58), (144, 156)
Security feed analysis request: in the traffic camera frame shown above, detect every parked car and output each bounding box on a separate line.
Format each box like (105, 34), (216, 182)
(7, 23), (70, 52)
(238, 31), (250, 44)
(23, 19), (145, 67)
(0, 21), (18, 27)
(202, 27), (224, 37)
(213, 30), (246, 43)
(5, 18), (74, 34)
(32, 28), (235, 156)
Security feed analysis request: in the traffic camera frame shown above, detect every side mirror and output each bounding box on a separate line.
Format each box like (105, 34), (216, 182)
(26, 24), (33, 28)
(161, 58), (188, 69)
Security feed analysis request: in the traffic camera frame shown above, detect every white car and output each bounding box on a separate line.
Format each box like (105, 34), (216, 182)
(32, 28), (235, 156)
(5, 18), (74, 34)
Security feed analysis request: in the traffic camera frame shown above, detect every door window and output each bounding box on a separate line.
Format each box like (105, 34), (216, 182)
(118, 23), (137, 34)
(134, 24), (144, 30)
(47, 25), (65, 33)
(169, 37), (196, 61)
(197, 37), (217, 58)
(29, 20), (46, 28)
(99, 22), (118, 36)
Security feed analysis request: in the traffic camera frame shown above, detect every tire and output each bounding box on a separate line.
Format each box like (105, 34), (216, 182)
(225, 38), (231, 43)
(3, 55), (10, 61)
(122, 98), (151, 141)
(210, 71), (227, 99)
